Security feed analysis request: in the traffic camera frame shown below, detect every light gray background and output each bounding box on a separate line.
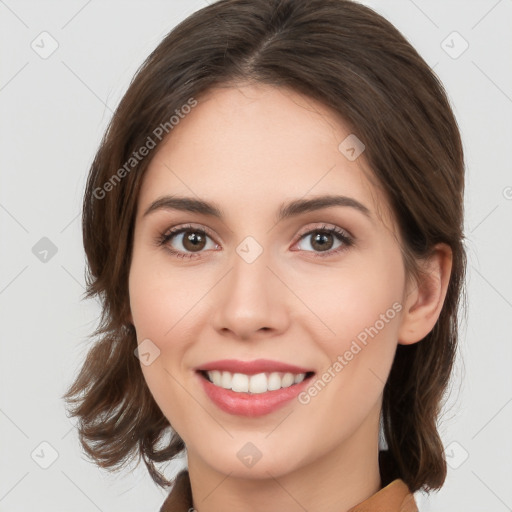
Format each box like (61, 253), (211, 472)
(1, 0), (511, 510)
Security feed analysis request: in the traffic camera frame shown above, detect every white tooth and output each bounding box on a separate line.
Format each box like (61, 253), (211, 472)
(231, 372), (249, 392)
(281, 372), (295, 387)
(267, 372), (282, 391)
(221, 371), (232, 389)
(210, 370), (222, 386)
(294, 373), (306, 384)
(248, 373), (268, 394)
(207, 370), (307, 393)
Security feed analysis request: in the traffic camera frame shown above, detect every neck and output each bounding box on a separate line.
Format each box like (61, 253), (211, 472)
(187, 404), (382, 512)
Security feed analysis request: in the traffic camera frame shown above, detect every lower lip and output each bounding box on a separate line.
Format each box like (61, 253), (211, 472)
(196, 371), (314, 417)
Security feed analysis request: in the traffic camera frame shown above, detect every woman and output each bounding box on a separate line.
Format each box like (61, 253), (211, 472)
(63, 0), (466, 510)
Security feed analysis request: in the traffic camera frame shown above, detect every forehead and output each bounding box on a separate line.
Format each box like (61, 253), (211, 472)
(137, 84), (393, 228)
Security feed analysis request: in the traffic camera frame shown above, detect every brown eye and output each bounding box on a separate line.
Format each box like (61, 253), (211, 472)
(296, 226), (353, 257)
(159, 225), (218, 259)
(181, 230), (207, 252)
(309, 232), (335, 252)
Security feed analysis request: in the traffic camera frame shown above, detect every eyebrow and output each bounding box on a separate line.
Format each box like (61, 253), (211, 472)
(143, 194), (371, 223)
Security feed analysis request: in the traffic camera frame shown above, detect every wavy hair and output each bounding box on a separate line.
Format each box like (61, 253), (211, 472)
(63, 0), (466, 493)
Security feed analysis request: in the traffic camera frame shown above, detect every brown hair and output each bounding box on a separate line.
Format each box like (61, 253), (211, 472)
(63, 0), (466, 493)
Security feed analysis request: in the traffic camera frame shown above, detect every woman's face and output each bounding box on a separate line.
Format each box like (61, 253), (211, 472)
(128, 83), (411, 479)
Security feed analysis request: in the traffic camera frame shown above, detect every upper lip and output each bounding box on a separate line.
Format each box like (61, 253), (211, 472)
(196, 359), (314, 375)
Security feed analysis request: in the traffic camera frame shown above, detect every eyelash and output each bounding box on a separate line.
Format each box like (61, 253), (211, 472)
(155, 223), (354, 260)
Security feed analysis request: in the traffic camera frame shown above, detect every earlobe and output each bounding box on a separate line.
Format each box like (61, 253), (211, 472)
(398, 243), (453, 345)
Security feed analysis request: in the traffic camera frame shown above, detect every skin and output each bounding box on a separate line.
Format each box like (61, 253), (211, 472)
(128, 83), (452, 512)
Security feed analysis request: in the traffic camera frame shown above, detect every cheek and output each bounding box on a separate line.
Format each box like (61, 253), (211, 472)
(128, 253), (200, 346)
(306, 254), (405, 343)
(301, 250), (405, 401)
(129, 257), (198, 436)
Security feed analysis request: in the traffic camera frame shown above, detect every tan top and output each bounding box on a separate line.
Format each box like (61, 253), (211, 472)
(159, 469), (418, 512)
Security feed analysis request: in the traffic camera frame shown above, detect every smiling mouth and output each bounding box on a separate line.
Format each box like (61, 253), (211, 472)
(198, 369), (315, 394)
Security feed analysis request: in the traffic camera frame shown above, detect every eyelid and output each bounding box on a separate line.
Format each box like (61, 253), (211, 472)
(162, 222), (219, 241)
(161, 222), (352, 244)
(295, 222), (353, 240)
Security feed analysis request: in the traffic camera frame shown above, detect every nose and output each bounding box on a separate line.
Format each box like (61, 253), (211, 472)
(211, 247), (290, 341)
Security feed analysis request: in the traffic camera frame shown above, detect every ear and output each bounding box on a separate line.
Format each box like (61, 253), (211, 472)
(398, 243), (453, 345)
